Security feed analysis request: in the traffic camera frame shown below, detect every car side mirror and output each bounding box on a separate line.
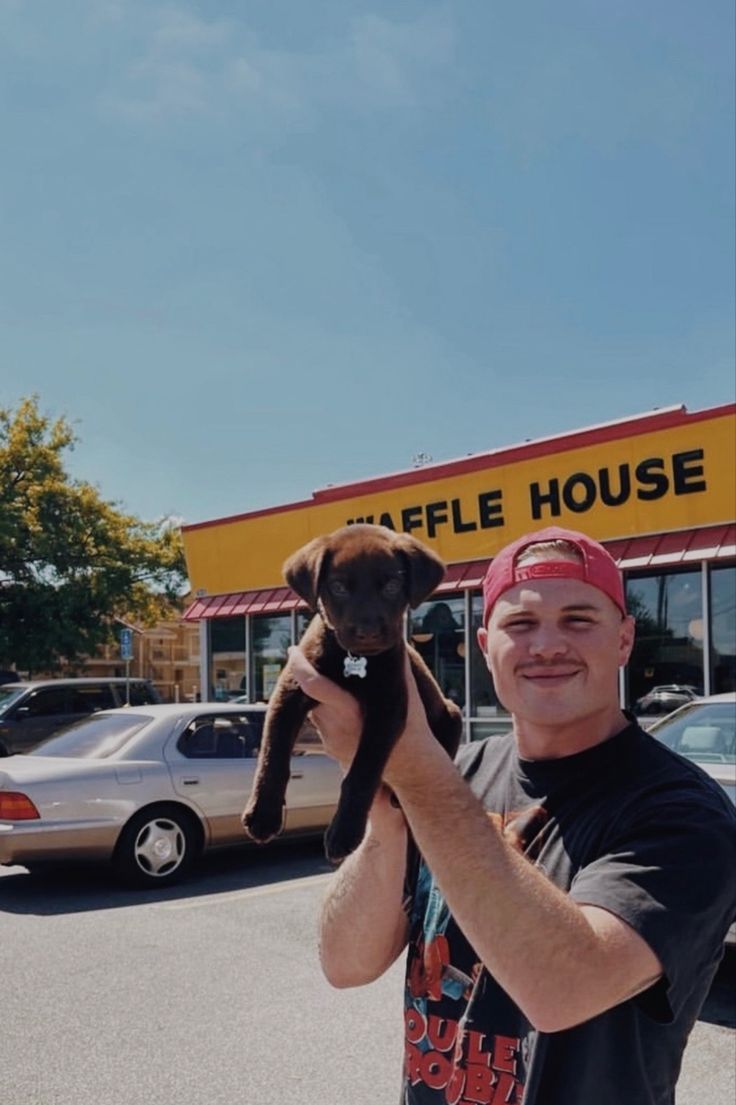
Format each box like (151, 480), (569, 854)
(14, 706), (30, 720)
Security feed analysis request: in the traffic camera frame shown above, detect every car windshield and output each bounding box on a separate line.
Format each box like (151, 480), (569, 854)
(30, 713), (152, 758)
(0, 686), (26, 714)
(651, 702), (736, 764)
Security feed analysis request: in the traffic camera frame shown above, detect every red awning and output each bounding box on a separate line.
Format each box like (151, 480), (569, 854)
(457, 560), (491, 588)
(183, 586), (305, 620)
(608, 524), (736, 570)
(433, 562), (472, 594)
(183, 526), (735, 619)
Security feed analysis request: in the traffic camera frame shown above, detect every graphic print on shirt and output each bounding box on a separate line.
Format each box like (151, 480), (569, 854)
(404, 805), (549, 1104)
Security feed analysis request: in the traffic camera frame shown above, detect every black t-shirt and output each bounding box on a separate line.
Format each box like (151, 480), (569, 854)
(402, 721), (736, 1105)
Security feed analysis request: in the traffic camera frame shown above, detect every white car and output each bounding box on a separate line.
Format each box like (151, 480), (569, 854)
(0, 703), (340, 888)
(648, 693), (736, 947)
(648, 693), (736, 805)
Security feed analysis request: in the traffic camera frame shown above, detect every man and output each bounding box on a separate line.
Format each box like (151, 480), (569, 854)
(289, 526), (736, 1104)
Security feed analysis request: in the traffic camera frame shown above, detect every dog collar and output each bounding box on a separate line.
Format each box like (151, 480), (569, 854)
(344, 652), (367, 679)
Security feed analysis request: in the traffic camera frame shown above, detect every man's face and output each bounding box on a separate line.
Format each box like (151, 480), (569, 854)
(476, 562), (635, 730)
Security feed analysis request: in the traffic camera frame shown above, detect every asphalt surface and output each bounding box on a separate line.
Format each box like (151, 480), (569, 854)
(2, 842), (734, 1105)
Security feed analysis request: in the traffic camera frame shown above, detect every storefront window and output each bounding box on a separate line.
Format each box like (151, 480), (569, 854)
(210, 617), (246, 701)
(296, 610), (313, 640)
(626, 570), (704, 711)
(469, 594), (510, 741)
(252, 615), (292, 702)
(711, 565), (736, 693)
(409, 597), (465, 712)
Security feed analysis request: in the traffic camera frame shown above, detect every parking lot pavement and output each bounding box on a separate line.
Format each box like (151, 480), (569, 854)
(677, 949), (736, 1103)
(1, 850), (734, 1105)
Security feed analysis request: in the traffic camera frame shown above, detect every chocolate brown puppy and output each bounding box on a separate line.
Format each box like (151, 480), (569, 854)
(242, 524), (463, 862)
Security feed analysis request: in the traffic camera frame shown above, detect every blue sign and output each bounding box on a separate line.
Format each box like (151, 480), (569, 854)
(120, 628), (134, 661)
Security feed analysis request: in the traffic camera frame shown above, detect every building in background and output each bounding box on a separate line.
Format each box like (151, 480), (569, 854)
(181, 403), (736, 738)
(40, 610), (202, 703)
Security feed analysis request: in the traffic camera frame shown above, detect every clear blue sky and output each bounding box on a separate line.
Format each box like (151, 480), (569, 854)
(1, 0), (734, 526)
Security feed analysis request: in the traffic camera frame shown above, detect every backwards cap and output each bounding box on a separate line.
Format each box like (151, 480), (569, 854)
(482, 526), (626, 625)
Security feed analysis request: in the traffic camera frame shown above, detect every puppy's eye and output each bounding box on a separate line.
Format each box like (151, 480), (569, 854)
(328, 579), (349, 598)
(383, 578), (403, 597)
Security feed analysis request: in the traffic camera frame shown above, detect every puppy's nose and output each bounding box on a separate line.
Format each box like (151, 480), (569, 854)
(353, 625), (383, 645)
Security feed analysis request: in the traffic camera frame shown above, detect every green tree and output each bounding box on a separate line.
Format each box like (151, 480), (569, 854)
(0, 396), (188, 673)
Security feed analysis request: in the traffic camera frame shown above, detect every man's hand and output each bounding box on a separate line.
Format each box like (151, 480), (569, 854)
(287, 646), (362, 771)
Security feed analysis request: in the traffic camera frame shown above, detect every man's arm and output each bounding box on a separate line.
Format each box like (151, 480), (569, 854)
(319, 787), (410, 987)
(291, 648), (662, 1031)
(380, 660), (663, 1033)
(287, 651), (411, 988)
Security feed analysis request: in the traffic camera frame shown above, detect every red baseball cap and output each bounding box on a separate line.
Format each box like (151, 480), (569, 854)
(481, 526), (626, 624)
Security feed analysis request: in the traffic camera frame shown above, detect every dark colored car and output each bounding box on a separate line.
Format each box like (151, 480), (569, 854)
(0, 678), (162, 756)
(634, 684), (700, 720)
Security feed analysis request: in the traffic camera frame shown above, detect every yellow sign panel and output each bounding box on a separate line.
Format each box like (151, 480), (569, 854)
(183, 410), (735, 595)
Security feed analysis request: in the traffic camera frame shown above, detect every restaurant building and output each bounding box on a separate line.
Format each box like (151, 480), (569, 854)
(181, 402), (736, 740)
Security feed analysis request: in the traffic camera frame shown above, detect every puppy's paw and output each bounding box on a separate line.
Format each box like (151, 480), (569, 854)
(324, 814), (366, 864)
(242, 801), (285, 843)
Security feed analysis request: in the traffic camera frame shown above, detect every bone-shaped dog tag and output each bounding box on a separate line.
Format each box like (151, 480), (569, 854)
(344, 652), (367, 678)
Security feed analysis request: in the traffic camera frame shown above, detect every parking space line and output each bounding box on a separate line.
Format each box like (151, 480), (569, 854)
(157, 872), (332, 910)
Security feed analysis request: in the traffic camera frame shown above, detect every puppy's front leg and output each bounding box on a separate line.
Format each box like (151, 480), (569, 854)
(242, 678), (313, 843)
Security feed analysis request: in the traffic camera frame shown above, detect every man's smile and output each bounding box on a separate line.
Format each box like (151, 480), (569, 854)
(519, 666), (583, 685)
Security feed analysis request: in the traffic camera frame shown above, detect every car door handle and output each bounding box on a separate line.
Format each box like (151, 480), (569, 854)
(182, 778), (200, 786)
(290, 771), (304, 779)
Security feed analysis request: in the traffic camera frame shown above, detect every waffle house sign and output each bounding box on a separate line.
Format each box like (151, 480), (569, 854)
(182, 404), (735, 597)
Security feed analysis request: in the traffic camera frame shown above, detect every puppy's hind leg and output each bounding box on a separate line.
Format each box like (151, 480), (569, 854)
(324, 714), (403, 863)
(409, 649), (463, 759)
(242, 682), (313, 844)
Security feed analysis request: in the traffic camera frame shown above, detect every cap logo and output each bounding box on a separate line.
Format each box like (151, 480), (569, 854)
(514, 561), (587, 584)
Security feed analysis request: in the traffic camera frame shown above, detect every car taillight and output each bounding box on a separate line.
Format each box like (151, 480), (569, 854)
(0, 792), (40, 820)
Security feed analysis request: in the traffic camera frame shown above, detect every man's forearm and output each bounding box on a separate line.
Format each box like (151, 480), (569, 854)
(319, 798), (410, 988)
(387, 738), (661, 1032)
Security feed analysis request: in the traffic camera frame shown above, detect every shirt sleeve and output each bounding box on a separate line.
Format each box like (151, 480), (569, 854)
(569, 791), (736, 1022)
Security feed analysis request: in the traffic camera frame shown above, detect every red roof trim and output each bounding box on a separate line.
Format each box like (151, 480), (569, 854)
(203, 594), (229, 617)
(681, 524), (730, 562)
(182, 404), (735, 532)
(459, 560), (492, 588)
(217, 591), (247, 617)
(261, 587), (293, 613)
(182, 597), (208, 620)
(434, 563), (469, 593)
(182, 594), (228, 620)
(231, 592), (254, 615)
(720, 524), (736, 558)
(606, 526), (736, 571)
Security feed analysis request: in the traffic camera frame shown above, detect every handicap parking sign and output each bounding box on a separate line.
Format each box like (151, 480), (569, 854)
(120, 628), (134, 661)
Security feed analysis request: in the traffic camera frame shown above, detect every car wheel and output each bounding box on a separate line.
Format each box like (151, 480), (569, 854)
(0, 741), (9, 757)
(114, 805), (200, 888)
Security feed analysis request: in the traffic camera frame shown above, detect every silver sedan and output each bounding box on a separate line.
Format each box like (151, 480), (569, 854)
(648, 692), (736, 946)
(648, 693), (736, 805)
(0, 703), (341, 887)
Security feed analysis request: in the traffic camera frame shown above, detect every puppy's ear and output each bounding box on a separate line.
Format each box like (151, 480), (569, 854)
(283, 536), (330, 610)
(393, 534), (446, 608)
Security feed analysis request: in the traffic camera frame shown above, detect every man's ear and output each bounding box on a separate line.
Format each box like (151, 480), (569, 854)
(618, 613), (636, 668)
(283, 536), (330, 610)
(392, 534), (446, 608)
